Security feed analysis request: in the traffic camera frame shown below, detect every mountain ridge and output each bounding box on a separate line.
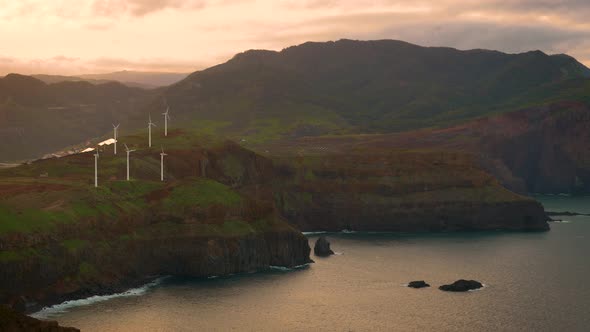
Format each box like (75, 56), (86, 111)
(2, 39), (589, 186)
(29, 70), (189, 89)
(162, 39), (590, 137)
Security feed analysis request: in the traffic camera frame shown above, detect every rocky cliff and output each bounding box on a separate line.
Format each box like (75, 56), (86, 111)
(272, 150), (549, 232)
(0, 226), (310, 312)
(263, 100), (590, 195)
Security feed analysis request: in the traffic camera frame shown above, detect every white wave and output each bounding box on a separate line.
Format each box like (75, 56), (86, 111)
(31, 276), (169, 319)
(269, 263), (310, 272)
(553, 220), (571, 223)
(269, 266), (292, 272)
(468, 283), (487, 292)
(341, 229), (356, 234)
(302, 231), (328, 235)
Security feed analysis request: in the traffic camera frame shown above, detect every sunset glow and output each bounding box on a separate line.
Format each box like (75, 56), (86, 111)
(1, 0), (589, 75)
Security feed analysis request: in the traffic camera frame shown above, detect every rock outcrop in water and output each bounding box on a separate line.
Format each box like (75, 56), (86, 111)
(313, 236), (335, 257)
(407, 281), (430, 288)
(0, 305), (79, 331)
(439, 280), (483, 292)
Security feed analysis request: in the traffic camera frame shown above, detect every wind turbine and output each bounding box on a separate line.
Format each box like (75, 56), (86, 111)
(124, 144), (136, 181)
(160, 146), (167, 182)
(162, 107), (170, 137)
(112, 123), (120, 155)
(94, 150), (99, 187)
(148, 115), (156, 147)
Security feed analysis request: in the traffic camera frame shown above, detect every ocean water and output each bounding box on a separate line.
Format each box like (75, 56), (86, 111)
(36, 196), (590, 331)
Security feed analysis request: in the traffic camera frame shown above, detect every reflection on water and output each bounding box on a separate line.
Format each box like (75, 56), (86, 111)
(44, 197), (590, 331)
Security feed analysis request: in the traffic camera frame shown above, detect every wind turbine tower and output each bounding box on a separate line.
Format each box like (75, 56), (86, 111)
(124, 144), (136, 181)
(94, 150), (99, 187)
(163, 107), (170, 136)
(160, 146), (167, 182)
(148, 115), (156, 147)
(112, 123), (120, 155)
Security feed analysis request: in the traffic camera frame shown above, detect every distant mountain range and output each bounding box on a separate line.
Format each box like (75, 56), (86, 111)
(33, 70), (189, 89)
(0, 74), (156, 161)
(1, 39), (590, 193)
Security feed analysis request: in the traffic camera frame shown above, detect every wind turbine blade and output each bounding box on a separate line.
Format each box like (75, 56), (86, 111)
(124, 144), (129, 151)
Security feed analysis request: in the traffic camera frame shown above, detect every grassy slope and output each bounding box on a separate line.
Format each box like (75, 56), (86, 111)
(0, 131), (291, 260)
(0, 131), (310, 309)
(151, 39), (590, 149)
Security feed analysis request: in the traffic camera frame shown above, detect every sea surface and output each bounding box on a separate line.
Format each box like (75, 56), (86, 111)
(35, 195), (590, 331)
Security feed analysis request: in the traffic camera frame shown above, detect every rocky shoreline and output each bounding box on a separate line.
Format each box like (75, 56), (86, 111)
(1, 229), (312, 313)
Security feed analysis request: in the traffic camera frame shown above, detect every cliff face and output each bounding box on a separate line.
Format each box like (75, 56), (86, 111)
(482, 102), (590, 194)
(263, 101), (590, 195)
(0, 228), (310, 311)
(273, 150), (549, 232)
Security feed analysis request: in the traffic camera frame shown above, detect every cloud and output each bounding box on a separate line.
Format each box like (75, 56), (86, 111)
(91, 0), (207, 17)
(0, 0), (589, 74)
(247, 9), (589, 56)
(89, 56), (203, 72)
(479, 0), (590, 20)
(0, 55), (202, 76)
(0, 0), (210, 19)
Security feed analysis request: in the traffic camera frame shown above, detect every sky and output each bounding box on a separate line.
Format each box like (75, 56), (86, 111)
(0, 0), (589, 75)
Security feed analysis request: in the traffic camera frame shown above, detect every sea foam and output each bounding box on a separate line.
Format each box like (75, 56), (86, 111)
(269, 263), (311, 272)
(31, 276), (169, 319)
(302, 231), (328, 235)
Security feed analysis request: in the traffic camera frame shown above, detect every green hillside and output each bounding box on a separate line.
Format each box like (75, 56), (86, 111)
(0, 132), (310, 308)
(2, 39), (589, 163)
(156, 39), (590, 145)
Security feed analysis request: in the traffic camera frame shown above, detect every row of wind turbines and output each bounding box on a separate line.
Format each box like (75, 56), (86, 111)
(93, 107), (171, 187)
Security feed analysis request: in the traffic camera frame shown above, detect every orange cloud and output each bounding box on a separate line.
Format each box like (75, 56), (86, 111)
(0, 0), (588, 75)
